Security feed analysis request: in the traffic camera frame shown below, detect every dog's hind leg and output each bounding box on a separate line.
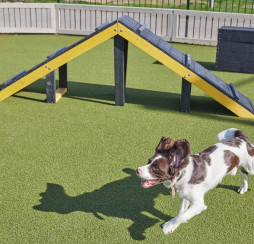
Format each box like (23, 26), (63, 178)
(238, 167), (248, 194)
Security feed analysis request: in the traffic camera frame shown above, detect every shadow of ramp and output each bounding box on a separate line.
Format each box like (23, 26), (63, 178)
(22, 79), (182, 112)
(66, 81), (181, 112)
(33, 168), (172, 241)
(196, 61), (215, 71)
(190, 96), (234, 117)
(21, 79), (249, 119)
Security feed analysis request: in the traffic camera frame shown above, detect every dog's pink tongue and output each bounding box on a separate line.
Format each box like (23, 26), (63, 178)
(141, 179), (150, 188)
(141, 179), (160, 188)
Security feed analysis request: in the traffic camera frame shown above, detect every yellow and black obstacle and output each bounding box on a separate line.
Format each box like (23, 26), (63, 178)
(0, 16), (253, 118)
(0, 21), (117, 103)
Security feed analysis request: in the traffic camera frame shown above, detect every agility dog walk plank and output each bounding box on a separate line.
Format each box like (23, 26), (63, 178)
(0, 16), (253, 118)
(115, 16), (254, 118)
(0, 21), (118, 102)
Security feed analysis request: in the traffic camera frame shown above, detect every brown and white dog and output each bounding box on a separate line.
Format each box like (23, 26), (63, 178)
(136, 128), (254, 234)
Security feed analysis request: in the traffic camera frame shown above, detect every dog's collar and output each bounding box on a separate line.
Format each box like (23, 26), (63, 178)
(176, 170), (185, 183)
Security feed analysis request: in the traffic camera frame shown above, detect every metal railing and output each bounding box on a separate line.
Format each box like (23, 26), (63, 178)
(1, 0), (253, 14)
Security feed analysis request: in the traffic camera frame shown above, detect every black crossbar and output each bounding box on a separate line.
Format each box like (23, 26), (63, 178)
(229, 83), (240, 101)
(185, 53), (191, 67)
(138, 24), (147, 33)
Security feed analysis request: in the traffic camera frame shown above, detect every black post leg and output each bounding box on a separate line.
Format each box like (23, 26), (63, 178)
(46, 70), (56, 103)
(114, 35), (128, 106)
(180, 78), (192, 112)
(123, 39), (128, 88)
(59, 63), (67, 89)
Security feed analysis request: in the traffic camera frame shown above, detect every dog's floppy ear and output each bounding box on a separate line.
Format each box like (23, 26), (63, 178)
(156, 137), (174, 152)
(172, 139), (190, 167)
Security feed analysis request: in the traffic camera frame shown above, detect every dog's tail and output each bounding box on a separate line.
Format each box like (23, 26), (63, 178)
(217, 128), (249, 142)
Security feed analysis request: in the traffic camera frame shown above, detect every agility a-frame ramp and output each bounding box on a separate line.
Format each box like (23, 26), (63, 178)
(0, 16), (253, 118)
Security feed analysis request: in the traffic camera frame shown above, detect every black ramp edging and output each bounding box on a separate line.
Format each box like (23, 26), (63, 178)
(236, 90), (254, 113)
(188, 59), (196, 71)
(192, 60), (254, 113)
(193, 60), (207, 77)
(95, 21), (110, 31)
(140, 27), (186, 66)
(157, 38), (172, 54)
(118, 16), (141, 32)
(169, 46), (185, 65)
(138, 24), (147, 33)
(248, 97), (254, 111)
(119, 15), (187, 67)
(67, 20), (117, 51)
(229, 83), (240, 101)
(139, 28), (161, 46)
(185, 53), (191, 67)
(214, 77), (232, 97)
(47, 46), (67, 60)
(191, 60), (234, 98)
(0, 70), (26, 91)
(24, 60), (48, 77)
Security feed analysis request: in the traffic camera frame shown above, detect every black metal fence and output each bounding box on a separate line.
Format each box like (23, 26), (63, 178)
(1, 0), (253, 14)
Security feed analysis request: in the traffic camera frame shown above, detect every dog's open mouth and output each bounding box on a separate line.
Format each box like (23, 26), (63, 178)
(141, 179), (161, 188)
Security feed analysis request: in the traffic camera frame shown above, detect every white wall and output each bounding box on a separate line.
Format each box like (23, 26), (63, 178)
(0, 3), (254, 46)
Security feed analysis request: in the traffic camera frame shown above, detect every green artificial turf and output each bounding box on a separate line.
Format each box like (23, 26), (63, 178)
(0, 34), (253, 243)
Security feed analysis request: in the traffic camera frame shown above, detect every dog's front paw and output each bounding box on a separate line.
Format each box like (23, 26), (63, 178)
(238, 184), (248, 194)
(162, 220), (179, 234)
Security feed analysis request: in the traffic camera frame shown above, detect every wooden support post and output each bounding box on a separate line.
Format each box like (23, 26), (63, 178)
(180, 78), (192, 112)
(46, 63), (67, 103)
(114, 35), (128, 106)
(46, 70), (56, 103)
(59, 63), (67, 89)
(56, 63), (68, 102)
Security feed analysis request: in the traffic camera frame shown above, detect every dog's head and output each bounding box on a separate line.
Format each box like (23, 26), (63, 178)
(136, 137), (190, 188)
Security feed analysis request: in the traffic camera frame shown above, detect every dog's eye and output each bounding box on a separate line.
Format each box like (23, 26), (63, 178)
(153, 165), (160, 170)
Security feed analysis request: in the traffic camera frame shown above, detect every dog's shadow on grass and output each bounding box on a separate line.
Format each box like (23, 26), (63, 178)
(217, 184), (251, 193)
(217, 184), (239, 192)
(33, 168), (172, 241)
